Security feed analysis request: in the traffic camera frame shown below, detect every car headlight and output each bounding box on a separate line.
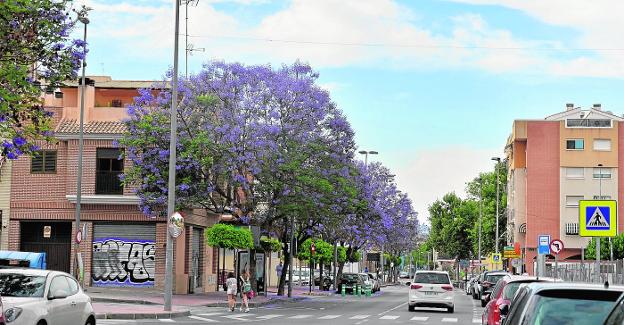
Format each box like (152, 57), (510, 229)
(5, 307), (22, 322)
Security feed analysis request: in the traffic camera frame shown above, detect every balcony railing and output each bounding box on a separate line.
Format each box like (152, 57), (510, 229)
(96, 171), (123, 195)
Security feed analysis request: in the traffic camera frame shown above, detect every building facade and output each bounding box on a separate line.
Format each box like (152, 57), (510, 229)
(6, 76), (218, 293)
(506, 104), (624, 274)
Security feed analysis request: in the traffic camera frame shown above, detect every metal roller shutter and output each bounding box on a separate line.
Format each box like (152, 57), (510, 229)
(92, 223), (157, 287)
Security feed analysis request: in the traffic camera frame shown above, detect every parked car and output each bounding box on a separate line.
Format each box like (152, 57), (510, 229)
(482, 275), (555, 325)
(337, 273), (363, 293)
(314, 272), (334, 290)
(285, 268), (311, 286)
(466, 276), (477, 296)
(366, 273), (381, 292)
(0, 268), (95, 325)
(604, 291), (624, 324)
(503, 282), (624, 325)
(480, 271), (509, 307)
(407, 271), (454, 313)
(358, 273), (374, 291)
(399, 271), (409, 278)
(473, 271), (489, 300)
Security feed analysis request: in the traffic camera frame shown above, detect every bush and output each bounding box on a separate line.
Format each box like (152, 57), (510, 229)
(205, 224), (253, 249)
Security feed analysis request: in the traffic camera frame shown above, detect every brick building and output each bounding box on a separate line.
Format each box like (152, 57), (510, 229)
(2, 76), (218, 293)
(506, 104), (624, 274)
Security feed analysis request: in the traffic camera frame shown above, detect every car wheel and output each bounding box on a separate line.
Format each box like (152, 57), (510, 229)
(85, 316), (95, 325)
(447, 306), (454, 313)
(481, 299), (487, 307)
(472, 292), (478, 300)
(408, 305), (415, 312)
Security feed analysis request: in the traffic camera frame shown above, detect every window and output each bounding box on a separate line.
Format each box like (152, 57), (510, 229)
(593, 167), (612, 179)
(413, 273), (450, 284)
(48, 276), (70, 298)
(565, 195), (583, 207)
(111, 99), (122, 107)
(566, 167), (584, 179)
(566, 119), (612, 128)
(594, 139), (612, 151)
(31, 150), (57, 173)
(95, 148), (124, 195)
(593, 195), (611, 200)
(65, 276), (79, 295)
(566, 139), (584, 150)
(0, 274), (46, 297)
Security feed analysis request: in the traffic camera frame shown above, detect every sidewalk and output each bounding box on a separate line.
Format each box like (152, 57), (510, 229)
(87, 286), (319, 319)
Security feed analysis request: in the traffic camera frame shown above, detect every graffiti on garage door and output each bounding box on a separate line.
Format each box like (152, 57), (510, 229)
(92, 238), (156, 287)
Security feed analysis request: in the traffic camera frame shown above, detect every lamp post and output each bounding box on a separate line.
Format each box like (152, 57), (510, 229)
(164, 0), (181, 311)
(492, 157), (501, 257)
(478, 176), (483, 272)
(73, 5), (89, 283)
(358, 150), (378, 277)
(596, 164), (603, 283)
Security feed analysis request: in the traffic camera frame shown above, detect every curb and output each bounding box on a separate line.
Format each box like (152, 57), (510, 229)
(92, 297), (161, 305)
(96, 310), (191, 320)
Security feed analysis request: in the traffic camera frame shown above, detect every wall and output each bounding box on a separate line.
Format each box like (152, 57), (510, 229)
(525, 121), (560, 274)
(0, 160), (11, 250)
(560, 122), (619, 168)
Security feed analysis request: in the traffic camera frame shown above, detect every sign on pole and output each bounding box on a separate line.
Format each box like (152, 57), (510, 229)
(550, 239), (564, 255)
(503, 246), (521, 258)
(491, 253), (502, 264)
(579, 200), (617, 237)
(538, 235), (551, 255)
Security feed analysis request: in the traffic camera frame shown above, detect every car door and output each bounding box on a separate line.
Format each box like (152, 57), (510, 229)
(46, 275), (74, 325)
(65, 276), (87, 323)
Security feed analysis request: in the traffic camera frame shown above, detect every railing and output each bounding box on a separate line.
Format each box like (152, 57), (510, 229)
(95, 171), (123, 195)
(545, 260), (623, 284)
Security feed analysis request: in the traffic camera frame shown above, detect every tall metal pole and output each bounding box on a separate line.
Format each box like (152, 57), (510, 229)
(495, 162), (500, 255)
(478, 177), (483, 272)
(164, 0), (181, 312)
(596, 164), (603, 283)
(380, 244), (384, 284)
(185, 0), (189, 77)
(333, 241), (338, 291)
(73, 7), (89, 282)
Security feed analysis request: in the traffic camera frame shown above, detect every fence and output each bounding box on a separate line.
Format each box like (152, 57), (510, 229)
(544, 260), (624, 284)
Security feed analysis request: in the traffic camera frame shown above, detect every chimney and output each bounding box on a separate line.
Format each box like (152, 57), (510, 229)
(566, 103), (574, 111)
(593, 103), (601, 110)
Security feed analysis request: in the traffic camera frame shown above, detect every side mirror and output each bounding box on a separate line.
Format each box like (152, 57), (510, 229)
(48, 290), (68, 300)
(406, 282), (411, 286)
(500, 304), (510, 316)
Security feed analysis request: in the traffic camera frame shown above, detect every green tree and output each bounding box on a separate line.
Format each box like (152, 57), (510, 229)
(260, 236), (282, 252)
(428, 193), (478, 260)
(205, 224), (253, 250)
(585, 235), (624, 260)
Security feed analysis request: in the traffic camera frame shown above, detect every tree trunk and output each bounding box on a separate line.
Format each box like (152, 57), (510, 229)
(338, 260), (345, 278)
(319, 261), (324, 291)
(277, 242), (290, 296)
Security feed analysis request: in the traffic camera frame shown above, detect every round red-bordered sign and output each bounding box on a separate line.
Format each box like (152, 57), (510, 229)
(550, 239), (564, 255)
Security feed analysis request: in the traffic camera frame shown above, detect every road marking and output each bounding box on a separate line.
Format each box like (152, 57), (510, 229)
(188, 315), (217, 322)
(473, 319), (481, 324)
(289, 314), (312, 319)
(411, 316), (429, 321)
(196, 313), (224, 316)
(318, 315), (342, 319)
(380, 315), (400, 320)
(378, 302), (408, 315)
(222, 314), (255, 320)
(158, 320), (175, 323)
(442, 318), (458, 323)
(257, 314), (283, 319)
(350, 315), (370, 319)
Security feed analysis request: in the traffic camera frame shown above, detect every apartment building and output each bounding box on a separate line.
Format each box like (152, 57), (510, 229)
(506, 104), (624, 274)
(6, 76), (218, 293)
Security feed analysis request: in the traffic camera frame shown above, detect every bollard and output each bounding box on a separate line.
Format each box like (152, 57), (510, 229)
(356, 285), (361, 297)
(341, 285), (346, 297)
(366, 287), (371, 297)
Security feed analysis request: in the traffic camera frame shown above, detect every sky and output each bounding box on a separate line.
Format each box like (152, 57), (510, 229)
(74, 0), (624, 223)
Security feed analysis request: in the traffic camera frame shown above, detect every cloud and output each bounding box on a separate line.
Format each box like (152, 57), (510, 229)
(391, 146), (501, 224)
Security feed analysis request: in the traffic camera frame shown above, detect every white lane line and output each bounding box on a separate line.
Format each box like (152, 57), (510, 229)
(442, 318), (458, 323)
(158, 320), (175, 323)
(379, 315), (400, 320)
(318, 315), (342, 319)
(188, 315), (217, 322)
(350, 315), (370, 319)
(411, 316), (429, 321)
(473, 319), (481, 324)
(288, 315), (312, 319)
(196, 313), (224, 316)
(257, 314), (283, 319)
(222, 314), (255, 320)
(378, 302), (408, 315)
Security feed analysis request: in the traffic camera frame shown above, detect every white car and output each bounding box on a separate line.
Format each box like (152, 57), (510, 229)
(407, 271), (455, 313)
(0, 269), (95, 325)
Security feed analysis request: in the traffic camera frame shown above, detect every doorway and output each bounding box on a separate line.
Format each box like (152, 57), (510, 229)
(20, 221), (72, 273)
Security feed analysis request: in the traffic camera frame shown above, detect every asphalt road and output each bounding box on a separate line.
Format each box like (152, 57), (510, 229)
(98, 285), (482, 325)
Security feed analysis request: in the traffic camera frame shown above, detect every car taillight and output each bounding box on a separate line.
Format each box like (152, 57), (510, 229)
(441, 285), (453, 291)
(492, 302), (500, 323)
(410, 284), (422, 290)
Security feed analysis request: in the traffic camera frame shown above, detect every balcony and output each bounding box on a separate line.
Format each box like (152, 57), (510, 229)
(96, 171), (123, 195)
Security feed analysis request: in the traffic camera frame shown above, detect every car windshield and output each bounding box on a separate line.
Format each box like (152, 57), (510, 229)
(502, 282), (523, 299)
(414, 273), (450, 284)
(341, 274), (358, 281)
(0, 273), (46, 297)
(485, 274), (506, 283)
(524, 289), (621, 325)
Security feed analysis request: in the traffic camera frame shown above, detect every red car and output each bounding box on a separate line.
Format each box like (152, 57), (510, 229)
(482, 275), (554, 325)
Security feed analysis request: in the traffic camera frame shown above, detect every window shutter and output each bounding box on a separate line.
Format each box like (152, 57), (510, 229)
(44, 151), (57, 172)
(31, 152), (44, 172)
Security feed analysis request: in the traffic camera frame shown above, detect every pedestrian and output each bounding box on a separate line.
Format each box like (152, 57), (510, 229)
(276, 261), (283, 279)
(226, 272), (237, 312)
(364, 266), (369, 273)
(240, 270), (252, 313)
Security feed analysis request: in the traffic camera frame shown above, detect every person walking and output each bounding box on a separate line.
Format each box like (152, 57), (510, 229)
(240, 270), (252, 313)
(226, 272), (237, 312)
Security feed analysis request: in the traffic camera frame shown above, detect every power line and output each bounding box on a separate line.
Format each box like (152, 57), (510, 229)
(182, 33), (624, 53)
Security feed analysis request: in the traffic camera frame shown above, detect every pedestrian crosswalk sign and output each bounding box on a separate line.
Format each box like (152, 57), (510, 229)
(579, 200), (617, 237)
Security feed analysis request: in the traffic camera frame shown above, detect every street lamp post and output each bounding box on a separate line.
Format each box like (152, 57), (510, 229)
(73, 5), (89, 283)
(358, 150), (378, 277)
(164, 0), (181, 311)
(492, 157), (501, 258)
(596, 164), (603, 283)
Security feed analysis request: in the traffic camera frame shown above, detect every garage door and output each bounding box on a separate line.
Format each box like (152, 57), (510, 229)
(92, 223), (156, 287)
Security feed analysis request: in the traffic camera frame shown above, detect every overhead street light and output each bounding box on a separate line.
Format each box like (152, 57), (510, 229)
(492, 157), (501, 259)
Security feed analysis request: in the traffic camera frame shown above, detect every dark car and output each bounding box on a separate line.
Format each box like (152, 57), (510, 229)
(337, 273), (363, 293)
(503, 282), (624, 325)
(482, 275), (556, 325)
(314, 273), (334, 290)
(604, 292), (624, 324)
(480, 271), (509, 307)
(474, 271), (497, 300)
